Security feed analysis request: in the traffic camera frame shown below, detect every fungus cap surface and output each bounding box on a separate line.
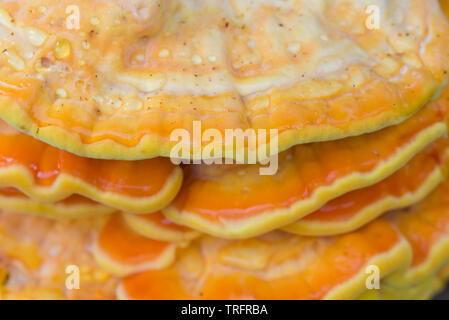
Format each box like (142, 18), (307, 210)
(0, 0), (448, 159)
(164, 98), (449, 238)
(0, 120), (182, 214)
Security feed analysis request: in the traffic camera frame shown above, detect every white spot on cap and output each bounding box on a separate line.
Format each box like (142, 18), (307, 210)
(192, 55), (202, 65)
(0, 8), (14, 28)
(124, 98), (143, 111)
(287, 42), (301, 54)
(159, 49), (170, 58)
(56, 88), (67, 98)
(107, 97), (122, 109)
(318, 58), (343, 73)
(93, 96), (104, 103)
(90, 17), (100, 25)
(82, 41), (90, 50)
(25, 27), (48, 47)
(3, 50), (25, 71)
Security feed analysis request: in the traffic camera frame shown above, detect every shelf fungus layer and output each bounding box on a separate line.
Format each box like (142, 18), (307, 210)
(164, 99), (449, 238)
(384, 180), (449, 287)
(118, 180), (449, 300)
(0, 188), (114, 218)
(93, 215), (183, 276)
(118, 219), (411, 300)
(2, 180), (449, 299)
(359, 181), (449, 299)
(122, 212), (201, 243)
(0, 0), (448, 159)
(0, 189), (200, 242)
(284, 139), (449, 236)
(0, 120), (182, 214)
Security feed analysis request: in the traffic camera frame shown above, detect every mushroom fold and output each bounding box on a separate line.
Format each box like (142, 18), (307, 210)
(164, 97), (449, 238)
(0, 188), (114, 218)
(118, 180), (449, 300)
(0, 0), (448, 159)
(284, 139), (449, 236)
(0, 120), (182, 214)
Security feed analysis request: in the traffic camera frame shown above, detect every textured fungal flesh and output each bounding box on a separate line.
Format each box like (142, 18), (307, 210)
(164, 98), (449, 238)
(0, 120), (182, 214)
(0, 1), (448, 159)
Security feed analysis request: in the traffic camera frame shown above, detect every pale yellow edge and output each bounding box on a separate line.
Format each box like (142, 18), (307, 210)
(92, 241), (177, 277)
(0, 194), (114, 218)
(324, 237), (413, 300)
(0, 164), (183, 214)
(385, 234), (449, 287)
(0, 79), (440, 161)
(284, 167), (444, 236)
(122, 213), (201, 243)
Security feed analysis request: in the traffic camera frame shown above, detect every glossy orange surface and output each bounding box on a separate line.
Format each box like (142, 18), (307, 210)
(168, 100), (447, 223)
(96, 215), (174, 266)
(120, 219), (403, 300)
(12, 64), (438, 149)
(0, 119), (177, 197)
(0, 187), (98, 205)
(0, 1), (448, 160)
(134, 212), (194, 233)
(297, 139), (448, 225)
(391, 180), (449, 268)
